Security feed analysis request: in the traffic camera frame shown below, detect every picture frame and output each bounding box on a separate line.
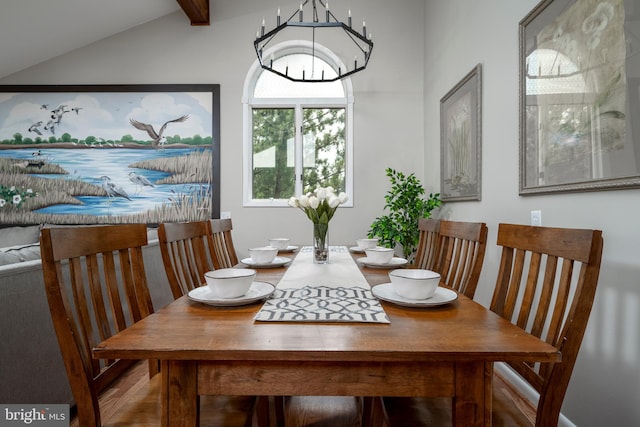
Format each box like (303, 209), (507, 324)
(440, 63), (482, 202)
(0, 84), (220, 225)
(519, 0), (640, 194)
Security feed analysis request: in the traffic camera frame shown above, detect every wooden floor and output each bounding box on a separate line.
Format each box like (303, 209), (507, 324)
(69, 362), (535, 427)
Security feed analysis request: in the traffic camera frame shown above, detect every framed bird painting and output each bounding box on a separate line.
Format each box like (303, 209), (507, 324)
(0, 84), (220, 225)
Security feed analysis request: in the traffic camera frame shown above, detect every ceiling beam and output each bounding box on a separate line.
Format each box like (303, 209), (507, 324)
(176, 0), (210, 26)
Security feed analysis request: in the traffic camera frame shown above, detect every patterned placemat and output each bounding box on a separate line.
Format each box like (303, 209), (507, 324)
(254, 285), (390, 323)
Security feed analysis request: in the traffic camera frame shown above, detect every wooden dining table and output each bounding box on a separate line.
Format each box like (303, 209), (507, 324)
(93, 246), (560, 427)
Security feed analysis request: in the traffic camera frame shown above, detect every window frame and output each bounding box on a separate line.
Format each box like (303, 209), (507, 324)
(242, 41), (354, 207)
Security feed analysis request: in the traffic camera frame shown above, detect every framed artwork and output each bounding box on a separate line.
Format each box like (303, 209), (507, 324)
(440, 63), (482, 201)
(0, 84), (220, 225)
(520, 0), (640, 194)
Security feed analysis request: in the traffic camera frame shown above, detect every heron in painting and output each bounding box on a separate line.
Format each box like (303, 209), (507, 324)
(129, 115), (189, 149)
(100, 176), (131, 201)
(128, 171), (155, 192)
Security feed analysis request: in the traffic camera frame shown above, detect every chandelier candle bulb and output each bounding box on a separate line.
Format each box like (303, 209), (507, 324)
(363, 20), (366, 37)
(299, 3), (303, 21)
(348, 9), (352, 27)
(277, 8), (281, 26)
(261, 18), (265, 36)
(326, 1), (330, 22)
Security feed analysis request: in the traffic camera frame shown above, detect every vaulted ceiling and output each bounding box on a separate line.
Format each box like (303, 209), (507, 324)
(0, 0), (210, 80)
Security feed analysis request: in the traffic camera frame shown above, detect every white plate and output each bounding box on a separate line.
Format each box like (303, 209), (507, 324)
(188, 281), (275, 306)
(372, 283), (458, 307)
(357, 256), (408, 268)
(241, 256), (292, 268)
(278, 245), (298, 253)
(349, 245), (385, 253)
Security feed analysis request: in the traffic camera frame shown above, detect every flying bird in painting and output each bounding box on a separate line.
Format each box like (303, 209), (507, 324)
(51, 105), (70, 124)
(128, 171), (155, 192)
(100, 176), (131, 201)
(28, 121), (43, 135)
(44, 120), (55, 135)
(129, 115), (189, 149)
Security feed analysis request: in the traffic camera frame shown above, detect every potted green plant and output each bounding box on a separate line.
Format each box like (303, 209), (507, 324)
(368, 168), (442, 261)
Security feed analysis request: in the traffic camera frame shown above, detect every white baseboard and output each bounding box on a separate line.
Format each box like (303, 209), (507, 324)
(494, 362), (576, 427)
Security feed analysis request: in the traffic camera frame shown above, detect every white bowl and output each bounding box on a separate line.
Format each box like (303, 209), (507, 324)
(356, 238), (379, 250)
(248, 246), (278, 264)
(204, 268), (256, 298)
(389, 269), (440, 300)
(268, 237), (290, 250)
(365, 247), (394, 264)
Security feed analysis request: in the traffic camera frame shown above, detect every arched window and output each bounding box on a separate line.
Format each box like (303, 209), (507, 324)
(242, 41), (354, 207)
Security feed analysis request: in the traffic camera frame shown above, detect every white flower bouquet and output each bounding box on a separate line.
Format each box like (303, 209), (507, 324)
(288, 187), (348, 262)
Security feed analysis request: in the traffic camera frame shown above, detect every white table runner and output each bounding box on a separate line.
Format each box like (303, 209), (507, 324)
(276, 246), (370, 289)
(254, 246), (390, 323)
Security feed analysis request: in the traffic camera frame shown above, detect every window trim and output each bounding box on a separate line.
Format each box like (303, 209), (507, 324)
(242, 41), (354, 207)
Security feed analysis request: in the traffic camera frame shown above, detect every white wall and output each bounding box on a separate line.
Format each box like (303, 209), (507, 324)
(0, 0), (426, 255)
(423, 1), (640, 426)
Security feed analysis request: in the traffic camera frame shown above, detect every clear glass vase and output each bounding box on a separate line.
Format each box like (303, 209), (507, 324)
(313, 222), (329, 264)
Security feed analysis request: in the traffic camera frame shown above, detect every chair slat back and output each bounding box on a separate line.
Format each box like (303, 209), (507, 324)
(413, 218), (441, 270)
(435, 220), (488, 299)
(490, 223), (603, 427)
(40, 224), (155, 427)
(208, 218), (240, 268)
(158, 221), (212, 299)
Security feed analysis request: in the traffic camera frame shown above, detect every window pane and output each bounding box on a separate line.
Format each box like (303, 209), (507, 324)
(254, 54), (344, 98)
(302, 108), (346, 193)
(252, 108), (295, 199)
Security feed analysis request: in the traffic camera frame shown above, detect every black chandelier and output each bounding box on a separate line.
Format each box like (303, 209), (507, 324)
(254, 0), (374, 83)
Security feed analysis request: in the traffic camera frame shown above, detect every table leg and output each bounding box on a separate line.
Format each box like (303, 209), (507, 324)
(453, 361), (492, 427)
(361, 396), (386, 427)
(161, 360), (198, 427)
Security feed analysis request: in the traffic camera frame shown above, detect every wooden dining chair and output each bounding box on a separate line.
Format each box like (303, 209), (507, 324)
(488, 223), (603, 426)
(381, 223), (603, 427)
(40, 224), (258, 427)
(413, 218), (441, 270)
(208, 218), (240, 268)
(158, 220), (213, 299)
(433, 220), (488, 299)
(159, 220), (274, 426)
